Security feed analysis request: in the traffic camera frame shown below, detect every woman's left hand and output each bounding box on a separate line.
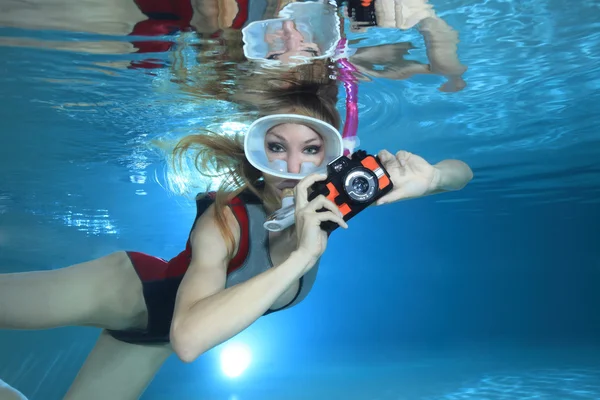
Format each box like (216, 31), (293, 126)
(375, 149), (439, 205)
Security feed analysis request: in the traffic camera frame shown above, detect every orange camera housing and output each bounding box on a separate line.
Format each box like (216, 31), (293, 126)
(308, 150), (393, 233)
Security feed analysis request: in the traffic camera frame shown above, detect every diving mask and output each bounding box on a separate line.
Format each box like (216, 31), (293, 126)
(244, 114), (344, 180)
(242, 1), (341, 68)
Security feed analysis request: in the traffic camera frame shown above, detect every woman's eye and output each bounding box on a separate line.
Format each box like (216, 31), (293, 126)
(267, 143), (285, 152)
(304, 146), (322, 155)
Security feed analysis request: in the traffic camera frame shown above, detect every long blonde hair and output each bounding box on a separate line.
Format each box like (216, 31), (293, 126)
(170, 89), (341, 259)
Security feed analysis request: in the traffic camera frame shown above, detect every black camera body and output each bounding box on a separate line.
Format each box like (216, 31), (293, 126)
(342, 0), (378, 27)
(308, 150), (393, 233)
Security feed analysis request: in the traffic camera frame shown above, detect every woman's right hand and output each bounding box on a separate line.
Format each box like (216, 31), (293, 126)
(293, 174), (348, 264)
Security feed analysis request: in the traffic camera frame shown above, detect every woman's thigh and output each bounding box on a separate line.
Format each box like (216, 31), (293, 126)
(64, 330), (173, 400)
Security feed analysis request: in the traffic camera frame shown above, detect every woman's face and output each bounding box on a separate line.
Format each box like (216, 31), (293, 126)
(264, 20), (321, 64)
(262, 123), (325, 196)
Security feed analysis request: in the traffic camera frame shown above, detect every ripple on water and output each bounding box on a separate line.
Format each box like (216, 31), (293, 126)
(0, 0), (599, 218)
(433, 368), (600, 400)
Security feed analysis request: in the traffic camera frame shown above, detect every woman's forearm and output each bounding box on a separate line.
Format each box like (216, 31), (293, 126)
(171, 251), (312, 362)
(418, 17), (467, 78)
(433, 159), (474, 192)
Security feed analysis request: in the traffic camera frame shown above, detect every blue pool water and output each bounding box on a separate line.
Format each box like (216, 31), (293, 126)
(1, 0), (599, 399)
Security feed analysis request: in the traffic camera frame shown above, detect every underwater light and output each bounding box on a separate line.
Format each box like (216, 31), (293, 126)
(220, 342), (252, 378)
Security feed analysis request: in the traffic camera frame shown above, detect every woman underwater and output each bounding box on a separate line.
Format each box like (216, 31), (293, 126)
(0, 104), (472, 399)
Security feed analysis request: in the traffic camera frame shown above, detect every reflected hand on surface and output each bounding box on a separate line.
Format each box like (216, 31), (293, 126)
(350, 42), (467, 91)
(438, 76), (467, 93)
(350, 43), (433, 81)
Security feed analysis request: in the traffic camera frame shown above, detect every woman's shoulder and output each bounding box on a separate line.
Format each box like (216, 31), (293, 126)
(195, 187), (263, 205)
(191, 193), (242, 240)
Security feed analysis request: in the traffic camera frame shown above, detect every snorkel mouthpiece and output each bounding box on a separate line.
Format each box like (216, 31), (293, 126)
(281, 188), (295, 207)
(264, 188), (296, 232)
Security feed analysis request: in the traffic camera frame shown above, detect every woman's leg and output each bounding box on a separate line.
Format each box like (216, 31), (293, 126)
(64, 330), (173, 400)
(0, 251), (147, 331)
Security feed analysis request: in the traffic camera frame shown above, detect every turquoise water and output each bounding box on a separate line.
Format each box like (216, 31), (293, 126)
(1, 0), (599, 399)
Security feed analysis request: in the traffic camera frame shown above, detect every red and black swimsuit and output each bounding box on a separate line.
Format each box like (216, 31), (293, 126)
(107, 190), (320, 344)
(129, 0), (250, 69)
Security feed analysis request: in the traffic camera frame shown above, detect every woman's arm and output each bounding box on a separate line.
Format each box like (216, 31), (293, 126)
(430, 159), (473, 193)
(376, 150), (473, 205)
(170, 204), (313, 363)
(369, 0), (467, 91)
(418, 16), (468, 92)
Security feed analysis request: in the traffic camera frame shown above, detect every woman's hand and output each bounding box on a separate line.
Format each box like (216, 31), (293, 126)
(293, 174), (348, 265)
(439, 77), (467, 92)
(376, 150), (440, 205)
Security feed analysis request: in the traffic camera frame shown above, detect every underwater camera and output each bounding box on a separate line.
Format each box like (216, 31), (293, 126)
(343, 0), (378, 27)
(308, 150), (393, 233)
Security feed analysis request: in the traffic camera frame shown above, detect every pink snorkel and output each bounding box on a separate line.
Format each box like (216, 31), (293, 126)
(263, 40), (361, 233)
(336, 38), (360, 156)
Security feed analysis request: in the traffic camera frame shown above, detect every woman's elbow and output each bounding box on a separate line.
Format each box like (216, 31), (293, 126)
(453, 167), (473, 191)
(464, 164), (474, 185)
(170, 322), (207, 363)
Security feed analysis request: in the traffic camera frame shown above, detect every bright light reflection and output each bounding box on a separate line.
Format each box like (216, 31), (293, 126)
(220, 342), (252, 378)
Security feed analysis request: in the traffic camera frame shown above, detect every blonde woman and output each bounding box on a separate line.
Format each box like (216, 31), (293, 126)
(0, 107), (472, 399)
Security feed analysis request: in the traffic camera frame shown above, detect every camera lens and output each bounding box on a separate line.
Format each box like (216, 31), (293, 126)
(351, 177), (370, 194)
(343, 168), (378, 203)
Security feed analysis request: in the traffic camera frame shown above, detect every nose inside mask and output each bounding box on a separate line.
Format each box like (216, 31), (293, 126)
(269, 160), (318, 175)
(242, 2), (341, 67)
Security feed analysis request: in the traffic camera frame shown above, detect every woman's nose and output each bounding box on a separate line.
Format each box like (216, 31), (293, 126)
(286, 154), (302, 174)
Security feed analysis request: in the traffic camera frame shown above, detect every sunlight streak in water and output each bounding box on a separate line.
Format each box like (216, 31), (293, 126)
(56, 207), (118, 236)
